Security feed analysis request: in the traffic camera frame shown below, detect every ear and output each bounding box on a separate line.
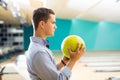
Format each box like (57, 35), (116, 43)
(38, 21), (45, 29)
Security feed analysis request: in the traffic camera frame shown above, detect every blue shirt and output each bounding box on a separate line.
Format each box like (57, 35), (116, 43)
(26, 37), (71, 80)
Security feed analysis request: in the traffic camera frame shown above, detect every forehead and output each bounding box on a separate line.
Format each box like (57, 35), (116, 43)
(48, 14), (56, 21)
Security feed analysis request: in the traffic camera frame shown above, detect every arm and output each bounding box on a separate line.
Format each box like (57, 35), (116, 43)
(57, 56), (70, 70)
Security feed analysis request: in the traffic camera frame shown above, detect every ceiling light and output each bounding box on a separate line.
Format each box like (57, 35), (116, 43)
(0, 20), (4, 24)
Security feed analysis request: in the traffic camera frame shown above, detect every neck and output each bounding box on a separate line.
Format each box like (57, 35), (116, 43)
(33, 30), (46, 40)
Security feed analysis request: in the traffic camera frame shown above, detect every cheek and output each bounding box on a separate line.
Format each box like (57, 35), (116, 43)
(47, 24), (53, 30)
(45, 25), (51, 33)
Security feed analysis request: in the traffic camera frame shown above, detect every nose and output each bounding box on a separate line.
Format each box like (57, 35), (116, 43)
(54, 25), (57, 29)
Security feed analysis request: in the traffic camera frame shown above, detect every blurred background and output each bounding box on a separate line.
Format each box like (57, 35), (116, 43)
(0, 0), (120, 80)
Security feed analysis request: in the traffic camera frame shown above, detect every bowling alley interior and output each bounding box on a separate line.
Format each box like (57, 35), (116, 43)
(0, 0), (120, 80)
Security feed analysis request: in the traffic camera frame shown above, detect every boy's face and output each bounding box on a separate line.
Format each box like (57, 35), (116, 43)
(44, 14), (57, 36)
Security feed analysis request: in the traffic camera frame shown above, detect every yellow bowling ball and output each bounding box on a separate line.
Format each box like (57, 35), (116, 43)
(61, 35), (86, 58)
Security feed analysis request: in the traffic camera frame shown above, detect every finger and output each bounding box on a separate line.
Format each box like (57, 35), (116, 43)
(68, 46), (72, 53)
(79, 43), (83, 50)
(81, 47), (85, 54)
(77, 42), (80, 51)
(83, 47), (86, 52)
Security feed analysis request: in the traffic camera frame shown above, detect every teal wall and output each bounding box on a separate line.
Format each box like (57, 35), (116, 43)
(69, 19), (120, 50)
(24, 18), (120, 51)
(23, 25), (33, 50)
(93, 22), (120, 50)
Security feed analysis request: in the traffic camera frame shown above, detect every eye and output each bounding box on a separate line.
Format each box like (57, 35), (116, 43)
(53, 21), (56, 24)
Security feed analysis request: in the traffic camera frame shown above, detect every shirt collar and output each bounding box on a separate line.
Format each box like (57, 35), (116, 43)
(30, 36), (49, 48)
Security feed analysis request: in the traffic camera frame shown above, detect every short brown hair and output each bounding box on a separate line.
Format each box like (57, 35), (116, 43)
(32, 7), (55, 30)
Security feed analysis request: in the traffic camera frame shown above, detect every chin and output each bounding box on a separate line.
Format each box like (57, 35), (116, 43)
(51, 32), (54, 36)
(48, 34), (54, 37)
(51, 34), (54, 36)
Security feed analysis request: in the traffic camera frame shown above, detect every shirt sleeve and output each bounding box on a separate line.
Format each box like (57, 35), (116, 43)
(32, 50), (71, 80)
